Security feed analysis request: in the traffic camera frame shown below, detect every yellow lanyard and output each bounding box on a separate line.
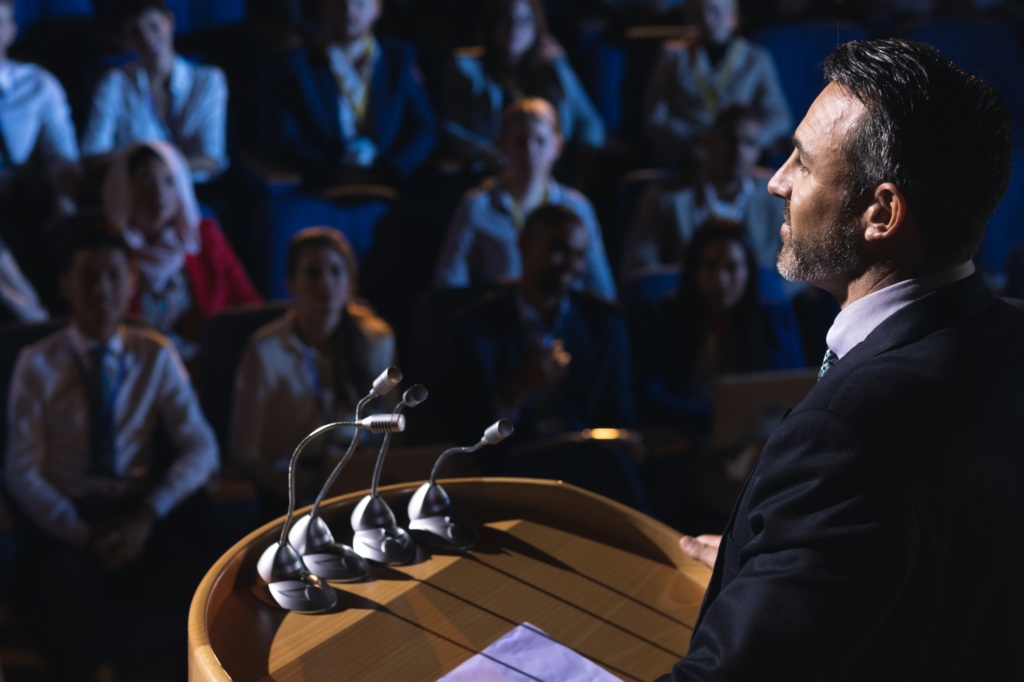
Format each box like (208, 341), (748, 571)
(692, 38), (745, 115)
(329, 34), (376, 123)
(508, 185), (550, 231)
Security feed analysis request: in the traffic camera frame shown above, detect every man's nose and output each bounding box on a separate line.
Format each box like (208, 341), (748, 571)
(768, 158), (793, 199)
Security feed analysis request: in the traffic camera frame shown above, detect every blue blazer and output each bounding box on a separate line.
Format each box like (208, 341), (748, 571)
(271, 37), (438, 179)
(444, 285), (635, 445)
(659, 273), (1024, 680)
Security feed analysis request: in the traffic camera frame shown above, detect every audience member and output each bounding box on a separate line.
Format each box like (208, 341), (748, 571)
(439, 0), (605, 171)
(230, 227), (395, 511)
(434, 98), (616, 300)
(443, 205), (645, 507)
(635, 223), (804, 437)
(0, 0), (80, 220)
(103, 142), (260, 361)
(4, 223), (219, 680)
(623, 104), (785, 276)
(643, 0), (791, 163)
(270, 0), (438, 184)
(0, 234), (47, 323)
(81, 0), (228, 183)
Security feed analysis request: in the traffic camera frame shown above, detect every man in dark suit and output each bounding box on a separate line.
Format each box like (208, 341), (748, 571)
(444, 204), (645, 507)
(659, 39), (1023, 680)
(270, 0), (438, 183)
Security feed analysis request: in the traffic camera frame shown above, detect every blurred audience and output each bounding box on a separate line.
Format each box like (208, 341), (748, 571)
(230, 227), (395, 510)
(443, 204), (643, 505)
(81, 0), (228, 183)
(434, 98), (616, 300)
(0, 0), (80, 222)
(644, 0), (791, 164)
(4, 223), (219, 680)
(0, 234), (47, 323)
(623, 104), (785, 276)
(439, 0), (605, 172)
(269, 0), (438, 184)
(635, 223), (804, 437)
(103, 142), (260, 361)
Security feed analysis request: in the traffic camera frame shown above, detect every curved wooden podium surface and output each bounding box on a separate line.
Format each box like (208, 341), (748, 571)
(188, 478), (711, 682)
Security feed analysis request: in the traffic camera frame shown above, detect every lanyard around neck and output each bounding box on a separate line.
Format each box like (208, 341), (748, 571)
(703, 177), (754, 222)
(691, 38), (744, 115)
(329, 34), (376, 122)
(507, 184), (550, 231)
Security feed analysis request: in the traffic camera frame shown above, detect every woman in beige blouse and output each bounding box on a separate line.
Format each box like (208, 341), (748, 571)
(229, 227), (395, 511)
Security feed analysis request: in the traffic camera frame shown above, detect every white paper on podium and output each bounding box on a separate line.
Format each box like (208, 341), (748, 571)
(437, 622), (624, 682)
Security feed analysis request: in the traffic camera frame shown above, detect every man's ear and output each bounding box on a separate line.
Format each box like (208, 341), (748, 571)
(863, 182), (908, 242)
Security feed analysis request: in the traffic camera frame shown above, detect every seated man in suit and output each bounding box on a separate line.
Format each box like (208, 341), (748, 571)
(81, 0), (229, 183)
(643, 0), (790, 164)
(4, 222), (220, 680)
(444, 204), (645, 508)
(661, 39), (1024, 680)
(623, 104), (786, 278)
(270, 0), (438, 184)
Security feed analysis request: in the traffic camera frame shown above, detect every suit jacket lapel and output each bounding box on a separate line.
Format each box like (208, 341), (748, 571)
(818, 272), (994, 390)
(368, 44), (390, 143)
(312, 49), (344, 145)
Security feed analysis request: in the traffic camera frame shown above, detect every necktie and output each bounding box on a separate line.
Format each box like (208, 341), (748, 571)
(88, 346), (117, 477)
(818, 347), (839, 381)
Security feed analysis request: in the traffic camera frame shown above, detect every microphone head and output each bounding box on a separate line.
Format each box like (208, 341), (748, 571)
(370, 366), (403, 398)
(482, 419), (514, 445)
(359, 414), (406, 433)
(402, 384), (428, 408)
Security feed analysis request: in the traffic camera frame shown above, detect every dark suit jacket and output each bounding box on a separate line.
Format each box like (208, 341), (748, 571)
(271, 37), (438, 179)
(445, 286), (635, 445)
(659, 272), (1024, 681)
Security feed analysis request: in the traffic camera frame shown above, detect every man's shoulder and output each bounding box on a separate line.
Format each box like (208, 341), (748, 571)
(188, 60), (227, 88)
(15, 326), (71, 370)
(8, 59), (66, 95)
(552, 184), (596, 216)
(376, 36), (418, 67)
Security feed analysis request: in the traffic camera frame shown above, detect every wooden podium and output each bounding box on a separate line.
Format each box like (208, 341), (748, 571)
(188, 478), (711, 682)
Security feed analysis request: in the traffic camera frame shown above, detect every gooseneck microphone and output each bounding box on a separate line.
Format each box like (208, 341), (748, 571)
(350, 385), (428, 565)
(254, 413), (405, 612)
(407, 419), (514, 551)
(288, 367), (403, 581)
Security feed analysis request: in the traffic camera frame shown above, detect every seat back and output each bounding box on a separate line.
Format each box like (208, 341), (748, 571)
(753, 22), (870, 124)
(199, 302), (289, 449)
(254, 191), (395, 299)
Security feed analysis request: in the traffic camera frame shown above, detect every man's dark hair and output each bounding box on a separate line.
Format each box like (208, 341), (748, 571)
(58, 213), (132, 276)
(823, 38), (1013, 262)
(522, 204), (583, 241)
(285, 226), (359, 286)
(111, 0), (168, 21)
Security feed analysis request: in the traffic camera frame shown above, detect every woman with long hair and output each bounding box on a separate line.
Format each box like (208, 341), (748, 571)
(637, 222), (803, 435)
(439, 0), (605, 170)
(229, 227), (396, 512)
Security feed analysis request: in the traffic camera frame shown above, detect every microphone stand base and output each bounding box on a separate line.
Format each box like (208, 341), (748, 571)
(408, 514), (477, 552)
(301, 544), (373, 582)
(352, 525), (417, 565)
(263, 573), (338, 613)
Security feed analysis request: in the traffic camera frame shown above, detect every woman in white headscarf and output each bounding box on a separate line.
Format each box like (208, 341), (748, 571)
(103, 141), (260, 358)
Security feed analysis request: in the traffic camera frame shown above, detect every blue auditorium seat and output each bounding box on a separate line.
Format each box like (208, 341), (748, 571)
(199, 301), (289, 449)
(978, 151), (1024, 280)
(753, 22), (869, 124)
(255, 191), (395, 299)
(165, 0), (246, 34)
(14, 0), (92, 28)
(902, 20), (1024, 145)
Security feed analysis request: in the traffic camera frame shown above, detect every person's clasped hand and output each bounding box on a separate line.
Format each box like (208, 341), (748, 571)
(91, 504), (158, 572)
(680, 534), (721, 570)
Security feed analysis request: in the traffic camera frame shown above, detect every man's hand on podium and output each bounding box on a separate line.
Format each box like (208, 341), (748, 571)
(680, 534), (721, 570)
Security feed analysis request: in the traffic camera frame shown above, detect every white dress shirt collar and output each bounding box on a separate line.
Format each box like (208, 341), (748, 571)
(491, 177), (566, 215)
(133, 55), (193, 118)
(68, 323), (126, 358)
(826, 260), (976, 359)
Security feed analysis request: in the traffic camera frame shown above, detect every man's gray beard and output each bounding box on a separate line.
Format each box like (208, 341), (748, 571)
(777, 212), (862, 283)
